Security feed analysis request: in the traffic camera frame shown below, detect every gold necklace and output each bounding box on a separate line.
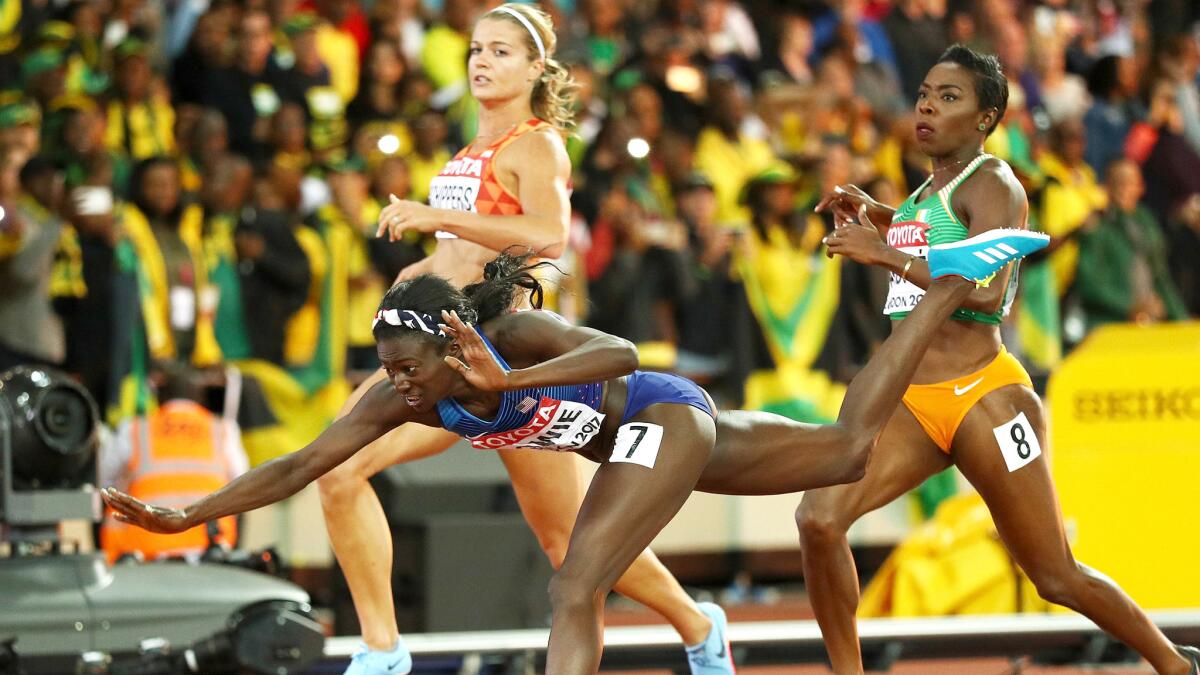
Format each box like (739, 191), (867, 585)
(931, 153), (982, 178)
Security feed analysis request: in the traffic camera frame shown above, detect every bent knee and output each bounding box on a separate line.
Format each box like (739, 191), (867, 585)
(795, 500), (851, 546)
(830, 425), (874, 484)
(525, 516), (574, 569)
(547, 571), (604, 613)
(316, 462), (370, 503)
(1030, 563), (1086, 609)
(1034, 577), (1076, 608)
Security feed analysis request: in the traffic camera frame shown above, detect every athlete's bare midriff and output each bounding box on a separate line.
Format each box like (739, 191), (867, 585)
(904, 318), (1003, 384)
(424, 241), (542, 314)
(422, 240), (491, 284)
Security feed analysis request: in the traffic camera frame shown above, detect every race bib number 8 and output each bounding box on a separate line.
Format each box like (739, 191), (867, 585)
(610, 423), (664, 469)
(993, 411), (1042, 472)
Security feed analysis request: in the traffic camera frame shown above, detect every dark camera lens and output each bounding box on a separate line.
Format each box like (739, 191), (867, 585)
(38, 388), (93, 453)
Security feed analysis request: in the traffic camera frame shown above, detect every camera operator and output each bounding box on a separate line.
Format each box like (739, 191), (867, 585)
(99, 365), (248, 563)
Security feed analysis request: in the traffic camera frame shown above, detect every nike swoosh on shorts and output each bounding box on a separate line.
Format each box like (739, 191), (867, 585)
(954, 377), (985, 396)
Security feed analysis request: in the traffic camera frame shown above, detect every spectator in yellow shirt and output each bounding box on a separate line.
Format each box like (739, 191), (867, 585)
(105, 39), (176, 160)
(406, 110), (451, 204)
(419, 0), (476, 135)
(419, 0), (475, 104)
(693, 74), (777, 228)
(289, 0), (362, 104)
(1037, 118), (1107, 293)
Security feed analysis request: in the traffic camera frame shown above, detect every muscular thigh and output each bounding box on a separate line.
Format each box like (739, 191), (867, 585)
(560, 404), (715, 587)
(499, 449), (587, 540)
(700, 410), (852, 494)
(801, 403), (951, 520)
(950, 385), (1072, 569)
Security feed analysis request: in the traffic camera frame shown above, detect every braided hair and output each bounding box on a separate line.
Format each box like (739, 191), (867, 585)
(372, 249), (556, 345)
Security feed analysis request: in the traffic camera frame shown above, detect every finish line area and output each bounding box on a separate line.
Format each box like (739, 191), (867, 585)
(318, 610), (1200, 672)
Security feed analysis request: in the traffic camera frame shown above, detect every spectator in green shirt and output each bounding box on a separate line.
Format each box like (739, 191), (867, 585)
(1076, 159), (1188, 332)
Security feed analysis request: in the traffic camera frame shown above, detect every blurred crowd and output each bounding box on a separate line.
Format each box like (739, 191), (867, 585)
(2, 0), (1200, 432)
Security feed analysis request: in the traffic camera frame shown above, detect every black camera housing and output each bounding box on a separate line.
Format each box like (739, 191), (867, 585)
(0, 366), (100, 527)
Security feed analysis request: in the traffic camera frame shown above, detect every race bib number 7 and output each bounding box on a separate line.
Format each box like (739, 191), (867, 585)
(609, 423), (664, 469)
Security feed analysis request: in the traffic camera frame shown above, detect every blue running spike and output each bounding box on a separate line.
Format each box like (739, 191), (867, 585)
(927, 228), (1050, 283)
(344, 638), (412, 675)
(686, 602), (737, 674)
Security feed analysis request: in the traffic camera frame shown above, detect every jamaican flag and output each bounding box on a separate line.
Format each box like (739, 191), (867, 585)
(108, 204), (223, 423)
(108, 239), (155, 424)
(1015, 258), (1062, 372)
(1013, 188), (1060, 374)
(1013, 194), (1062, 373)
(203, 212), (253, 360)
(234, 205), (352, 466)
(736, 216), (844, 423)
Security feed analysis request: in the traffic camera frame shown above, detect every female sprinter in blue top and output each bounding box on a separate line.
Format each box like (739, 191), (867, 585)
(329, 4), (733, 673)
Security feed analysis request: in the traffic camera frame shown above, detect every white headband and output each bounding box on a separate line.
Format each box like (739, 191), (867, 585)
(373, 309), (448, 337)
(493, 6), (545, 61)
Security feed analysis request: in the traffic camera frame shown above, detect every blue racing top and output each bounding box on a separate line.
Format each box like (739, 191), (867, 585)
(436, 333), (606, 451)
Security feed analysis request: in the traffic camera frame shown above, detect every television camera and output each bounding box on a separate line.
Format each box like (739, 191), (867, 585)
(0, 366), (323, 674)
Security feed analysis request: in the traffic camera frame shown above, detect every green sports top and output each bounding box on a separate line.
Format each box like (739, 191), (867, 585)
(884, 153), (1018, 325)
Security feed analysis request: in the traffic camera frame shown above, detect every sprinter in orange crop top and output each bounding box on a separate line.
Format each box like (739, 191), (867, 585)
(798, 45), (1196, 675)
(312, 4), (735, 675)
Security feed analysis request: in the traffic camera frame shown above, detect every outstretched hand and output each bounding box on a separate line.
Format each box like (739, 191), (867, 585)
(101, 487), (192, 534)
(439, 310), (511, 391)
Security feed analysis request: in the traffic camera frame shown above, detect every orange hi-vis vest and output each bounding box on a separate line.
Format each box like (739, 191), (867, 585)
(101, 400), (238, 563)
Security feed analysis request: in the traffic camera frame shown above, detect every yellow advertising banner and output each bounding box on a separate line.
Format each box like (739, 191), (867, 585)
(1047, 322), (1200, 608)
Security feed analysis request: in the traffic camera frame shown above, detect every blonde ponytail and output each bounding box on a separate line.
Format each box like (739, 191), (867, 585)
(533, 56), (578, 131)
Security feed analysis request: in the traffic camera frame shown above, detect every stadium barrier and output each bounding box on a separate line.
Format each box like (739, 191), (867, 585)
(322, 609), (1200, 671)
